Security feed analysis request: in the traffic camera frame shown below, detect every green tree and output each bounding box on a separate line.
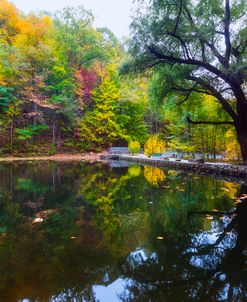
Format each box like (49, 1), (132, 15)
(124, 0), (247, 162)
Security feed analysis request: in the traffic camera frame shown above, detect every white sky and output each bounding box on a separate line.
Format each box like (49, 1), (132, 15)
(10, 0), (134, 39)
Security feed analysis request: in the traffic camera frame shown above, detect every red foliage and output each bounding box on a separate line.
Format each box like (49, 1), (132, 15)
(75, 68), (98, 108)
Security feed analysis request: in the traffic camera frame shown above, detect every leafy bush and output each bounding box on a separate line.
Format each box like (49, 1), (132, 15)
(15, 124), (48, 141)
(15, 124), (49, 149)
(47, 144), (57, 155)
(144, 135), (165, 157)
(128, 141), (141, 155)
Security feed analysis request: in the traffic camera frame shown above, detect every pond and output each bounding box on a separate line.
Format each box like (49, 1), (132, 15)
(0, 161), (246, 302)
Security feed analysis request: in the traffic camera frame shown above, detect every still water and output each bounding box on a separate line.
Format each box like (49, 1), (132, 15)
(0, 161), (246, 302)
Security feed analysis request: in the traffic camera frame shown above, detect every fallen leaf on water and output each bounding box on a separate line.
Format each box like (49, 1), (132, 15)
(221, 187), (230, 192)
(32, 217), (44, 224)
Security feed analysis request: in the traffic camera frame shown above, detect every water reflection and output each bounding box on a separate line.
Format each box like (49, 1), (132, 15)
(0, 162), (246, 301)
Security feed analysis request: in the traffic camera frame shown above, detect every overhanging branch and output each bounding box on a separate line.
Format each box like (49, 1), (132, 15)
(186, 75), (238, 121)
(148, 46), (230, 83)
(186, 116), (234, 126)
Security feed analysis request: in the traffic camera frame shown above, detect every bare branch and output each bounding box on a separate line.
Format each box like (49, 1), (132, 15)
(173, 0), (183, 35)
(224, 0), (231, 67)
(177, 90), (193, 105)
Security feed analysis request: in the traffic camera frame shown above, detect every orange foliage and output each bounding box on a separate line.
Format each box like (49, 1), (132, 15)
(0, 0), (52, 46)
(0, 0), (21, 42)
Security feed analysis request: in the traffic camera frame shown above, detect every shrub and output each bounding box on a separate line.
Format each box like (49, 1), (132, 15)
(47, 144), (57, 155)
(144, 135), (165, 157)
(15, 124), (49, 149)
(128, 141), (141, 155)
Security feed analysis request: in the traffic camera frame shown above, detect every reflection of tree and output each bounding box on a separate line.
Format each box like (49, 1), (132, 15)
(119, 191), (247, 302)
(188, 196), (247, 259)
(144, 166), (166, 187)
(128, 165), (141, 178)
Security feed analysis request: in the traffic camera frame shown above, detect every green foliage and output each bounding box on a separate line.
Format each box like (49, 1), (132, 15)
(47, 144), (57, 155)
(17, 178), (49, 193)
(54, 7), (109, 68)
(15, 124), (49, 143)
(128, 141), (141, 155)
(0, 86), (15, 111)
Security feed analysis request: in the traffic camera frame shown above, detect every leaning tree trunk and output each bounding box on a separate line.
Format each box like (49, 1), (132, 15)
(235, 95), (247, 164)
(236, 124), (247, 164)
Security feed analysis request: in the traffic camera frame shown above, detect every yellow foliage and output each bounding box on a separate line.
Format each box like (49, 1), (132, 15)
(42, 15), (52, 28)
(0, 0), (21, 42)
(225, 129), (241, 160)
(144, 135), (165, 157)
(14, 15), (52, 48)
(0, 73), (6, 85)
(144, 166), (166, 187)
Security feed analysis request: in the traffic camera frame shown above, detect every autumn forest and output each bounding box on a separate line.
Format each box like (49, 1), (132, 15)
(0, 0), (245, 160)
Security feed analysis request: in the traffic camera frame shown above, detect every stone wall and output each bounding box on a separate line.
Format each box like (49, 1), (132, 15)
(115, 155), (247, 184)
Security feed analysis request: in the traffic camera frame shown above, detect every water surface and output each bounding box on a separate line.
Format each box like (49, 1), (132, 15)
(0, 161), (246, 302)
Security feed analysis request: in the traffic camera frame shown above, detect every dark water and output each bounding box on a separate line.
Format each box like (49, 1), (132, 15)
(0, 161), (246, 302)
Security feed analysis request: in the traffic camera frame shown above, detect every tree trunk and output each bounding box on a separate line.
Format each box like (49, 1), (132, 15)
(10, 117), (13, 150)
(235, 95), (247, 163)
(212, 126), (216, 160)
(57, 126), (62, 149)
(236, 125), (247, 164)
(52, 114), (56, 145)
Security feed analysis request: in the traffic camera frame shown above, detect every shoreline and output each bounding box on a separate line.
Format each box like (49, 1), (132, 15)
(0, 152), (107, 163)
(1, 152), (247, 183)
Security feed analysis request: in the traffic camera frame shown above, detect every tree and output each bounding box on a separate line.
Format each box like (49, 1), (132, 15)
(78, 66), (125, 149)
(124, 0), (247, 162)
